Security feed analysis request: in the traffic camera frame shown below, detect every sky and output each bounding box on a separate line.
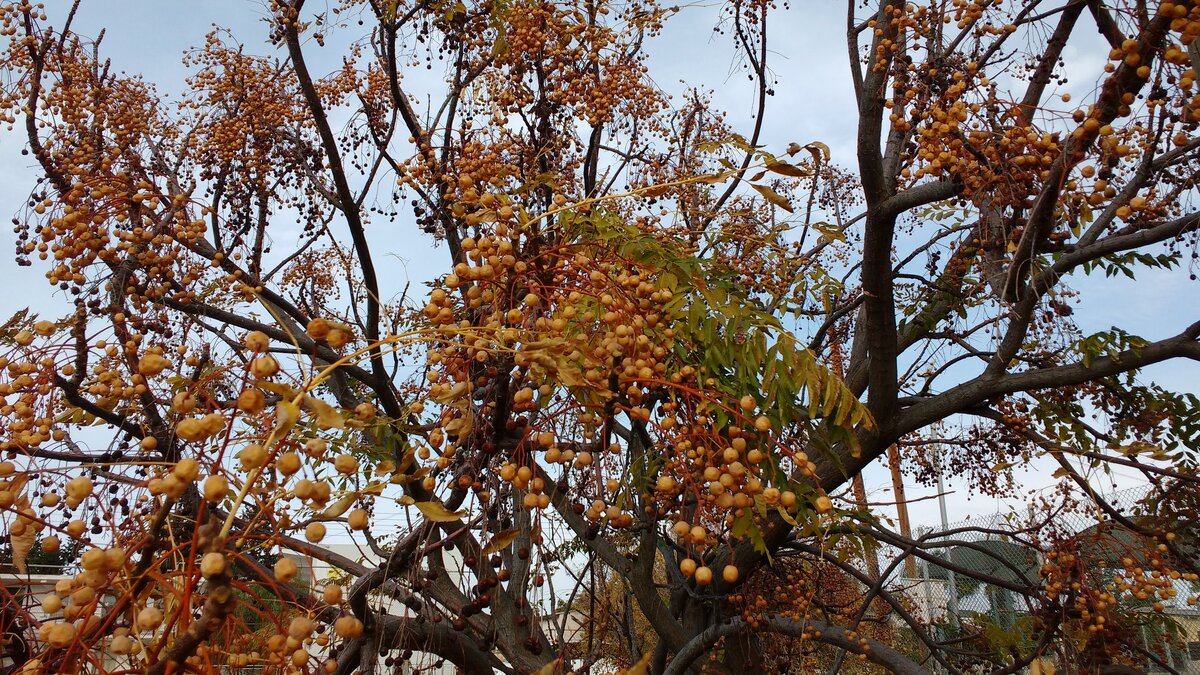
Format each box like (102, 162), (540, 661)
(0, 0), (1197, 549)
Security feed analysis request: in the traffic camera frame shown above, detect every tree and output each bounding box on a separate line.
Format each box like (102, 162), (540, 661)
(0, 0), (1198, 673)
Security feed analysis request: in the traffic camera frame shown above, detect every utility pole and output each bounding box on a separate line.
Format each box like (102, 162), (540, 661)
(933, 444), (960, 631)
(851, 474), (881, 580)
(830, 337), (881, 582)
(887, 444), (918, 579)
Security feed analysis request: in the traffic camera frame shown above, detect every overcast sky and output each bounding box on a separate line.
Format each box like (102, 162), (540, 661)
(1, 0), (1196, 540)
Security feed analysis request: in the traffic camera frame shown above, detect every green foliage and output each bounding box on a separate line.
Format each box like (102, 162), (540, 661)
(1080, 251), (1180, 279)
(0, 309), (32, 345)
(0, 537), (81, 575)
(1072, 328), (1150, 370)
(591, 211), (869, 452)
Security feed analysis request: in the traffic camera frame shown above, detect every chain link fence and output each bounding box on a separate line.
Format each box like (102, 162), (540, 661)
(858, 485), (1200, 674)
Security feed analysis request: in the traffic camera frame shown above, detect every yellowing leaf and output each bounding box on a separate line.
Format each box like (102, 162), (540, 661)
(728, 133), (753, 152)
(415, 501), (465, 522)
(304, 396), (345, 430)
(432, 380), (472, 405)
(534, 659), (563, 675)
(836, 386), (860, 427)
(821, 378), (840, 418)
(814, 222), (846, 243)
(775, 504), (798, 527)
(557, 366), (586, 388)
(391, 466), (431, 485)
(396, 445), (417, 474)
(1120, 442), (1158, 456)
(624, 648), (654, 675)
(751, 183), (794, 213)
(4, 473), (29, 496)
(443, 412), (474, 438)
(275, 401), (301, 434)
(258, 381), (301, 399)
(482, 529), (522, 555)
(317, 493), (358, 520)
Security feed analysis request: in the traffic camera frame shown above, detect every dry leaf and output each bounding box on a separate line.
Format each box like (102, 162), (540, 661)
(765, 161), (809, 177)
(751, 183), (794, 212)
(10, 497), (37, 574)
